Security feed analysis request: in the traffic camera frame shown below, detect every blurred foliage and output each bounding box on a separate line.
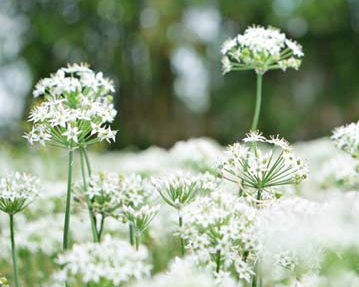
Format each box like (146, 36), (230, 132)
(4, 0), (359, 148)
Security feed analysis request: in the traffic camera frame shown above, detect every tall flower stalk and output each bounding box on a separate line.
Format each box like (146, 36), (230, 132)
(221, 25), (303, 131)
(0, 172), (40, 287)
(24, 63), (118, 249)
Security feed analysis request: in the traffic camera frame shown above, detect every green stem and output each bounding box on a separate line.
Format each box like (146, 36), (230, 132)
(216, 250), (221, 273)
(10, 214), (20, 287)
(179, 216), (185, 256)
(80, 148), (99, 243)
(129, 223), (134, 246)
(135, 234), (140, 251)
(63, 150), (73, 250)
(256, 189), (262, 207)
(251, 73), (263, 131)
(98, 214), (105, 242)
(83, 148), (92, 176)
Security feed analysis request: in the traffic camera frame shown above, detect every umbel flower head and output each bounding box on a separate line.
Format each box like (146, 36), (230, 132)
(221, 25), (303, 74)
(152, 171), (220, 211)
(0, 276), (9, 287)
(0, 172), (40, 215)
(181, 190), (257, 283)
(332, 121), (359, 158)
(24, 63), (117, 149)
(218, 131), (308, 201)
(55, 235), (151, 286)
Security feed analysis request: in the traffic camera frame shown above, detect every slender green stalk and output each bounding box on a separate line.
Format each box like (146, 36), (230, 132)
(83, 148), (92, 176)
(10, 214), (20, 287)
(129, 223), (134, 246)
(79, 148), (99, 242)
(251, 73), (263, 131)
(135, 234), (140, 251)
(63, 150), (73, 250)
(216, 250), (221, 273)
(179, 216), (185, 256)
(98, 214), (105, 242)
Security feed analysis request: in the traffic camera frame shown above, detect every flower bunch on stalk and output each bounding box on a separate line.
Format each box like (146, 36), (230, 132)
(181, 190), (258, 283)
(24, 63), (117, 149)
(152, 172), (220, 255)
(54, 235), (152, 287)
(332, 121), (359, 158)
(0, 172), (41, 287)
(218, 131), (308, 203)
(221, 25), (303, 75)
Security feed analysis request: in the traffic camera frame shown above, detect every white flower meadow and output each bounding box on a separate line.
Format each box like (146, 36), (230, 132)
(221, 25), (303, 74)
(332, 121), (359, 158)
(24, 63), (117, 149)
(181, 190), (257, 283)
(0, 172), (40, 215)
(54, 235), (151, 286)
(218, 131), (308, 203)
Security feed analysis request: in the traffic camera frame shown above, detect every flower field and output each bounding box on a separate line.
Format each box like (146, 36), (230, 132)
(1, 24), (359, 287)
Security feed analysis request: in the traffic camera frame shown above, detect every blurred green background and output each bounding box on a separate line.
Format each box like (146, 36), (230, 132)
(1, 0), (359, 149)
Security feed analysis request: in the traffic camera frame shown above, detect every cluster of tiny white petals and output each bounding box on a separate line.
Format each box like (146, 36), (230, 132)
(123, 204), (160, 233)
(218, 131), (308, 202)
(55, 235), (151, 286)
(221, 25), (303, 74)
(152, 171), (221, 210)
(332, 121), (359, 158)
(181, 190), (257, 282)
(0, 276), (9, 287)
(0, 172), (40, 214)
(24, 63), (117, 149)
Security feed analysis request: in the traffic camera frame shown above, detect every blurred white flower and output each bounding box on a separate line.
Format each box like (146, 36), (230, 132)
(332, 121), (359, 158)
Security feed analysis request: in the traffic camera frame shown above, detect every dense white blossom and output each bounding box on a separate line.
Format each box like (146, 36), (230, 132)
(332, 121), (359, 158)
(24, 63), (117, 149)
(152, 171), (220, 210)
(181, 190), (257, 282)
(221, 25), (303, 74)
(55, 235), (151, 286)
(0, 172), (40, 214)
(218, 131), (308, 203)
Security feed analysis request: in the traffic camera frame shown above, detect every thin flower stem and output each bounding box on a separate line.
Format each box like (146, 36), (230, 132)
(63, 150), (73, 250)
(179, 216), (185, 256)
(79, 148), (99, 243)
(135, 234), (140, 251)
(129, 223), (134, 246)
(98, 214), (105, 242)
(251, 73), (263, 131)
(216, 250), (221, 273)
(10, 214), (20, 287)
(83, 148), (92, 176)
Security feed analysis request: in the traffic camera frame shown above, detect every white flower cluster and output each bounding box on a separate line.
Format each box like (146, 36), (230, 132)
(152, 171), (220, 210)
(55, 235), (151, 286)
(221, 25), (303, 74)
(181, 190), (257, 283)
(0, 172), (40, 215)
(218, 131), (308, 203)
(24, 63), (117, 149)
(332, 121), (359, 158)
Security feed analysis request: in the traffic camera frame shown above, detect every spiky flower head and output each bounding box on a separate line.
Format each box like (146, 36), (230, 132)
(0, 172), (40, 215)
(218, 131), (308, 203)
(55, 235), (151, 286)
(221, 25), (303, 74)
(152, 171), (220, 210)
(181, 190), (257, 283)
(332, 121), (359, 158)
(24, 63), (117, 149)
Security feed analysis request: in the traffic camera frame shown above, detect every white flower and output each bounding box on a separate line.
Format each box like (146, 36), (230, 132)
(0, 172), (40, 215)
(181, 190), (257, 282)
(332, 121), (359, 158)
(221, 25), (303, 74)
(55, 235), (151, 286)
(25, 63), (118, 149)
(218, 132), (308, 202)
